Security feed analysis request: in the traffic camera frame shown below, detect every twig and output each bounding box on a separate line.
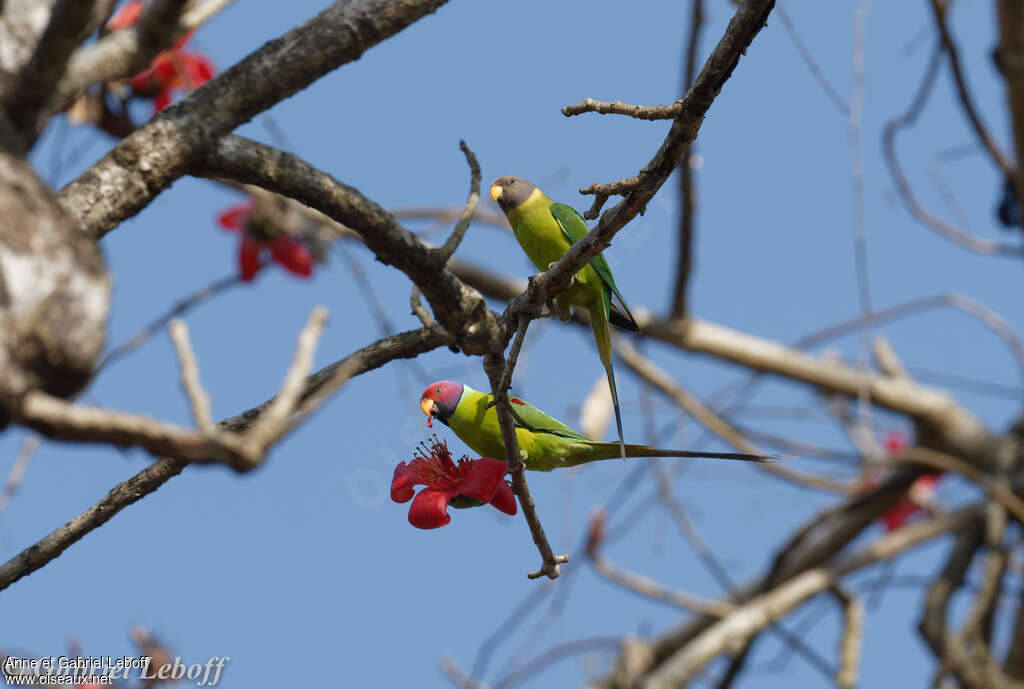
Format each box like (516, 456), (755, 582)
(655, 467), (735, 592)
(847, 0), (877, 473)
(830, 585), (863, 689)
(576, 177), (640, 220)
(670, 0), (705, 319)
(441, 659), (492, 689)
(242, 307), (329, 454)
(410, 285), (436, 327)
(483, 353), (568, 580)
(962, 503), (1006, 645)
(391, 207), (509, 233)
(490, 638), (623, 689)
(928, 0), (1015, 177)
(497, 318), (531, 398)
(790, 292), (1024, 396)
(434, 140), (481, 263)
(93, 273), (242, 375)
(548, 0), (774, 228)
(168, 319), (213, 431)
(928, 144), (980, 234)
(776, 4), (849, 115)
(873, 336), (908, 379)
(561, 99), (685, 121)
(0, 436), (41, 517)
(336, 243), (397, 333)
(588, 543), (735, 618)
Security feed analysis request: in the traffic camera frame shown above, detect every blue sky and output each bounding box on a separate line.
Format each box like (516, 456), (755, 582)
(3, 1), (1021, 687)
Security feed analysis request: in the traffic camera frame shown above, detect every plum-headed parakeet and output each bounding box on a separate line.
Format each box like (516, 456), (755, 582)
(490, 175), (637, 458)
(420, 381), (775, 472)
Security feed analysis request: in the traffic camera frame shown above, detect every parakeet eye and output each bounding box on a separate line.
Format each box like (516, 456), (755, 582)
(434, 387), (442, 394)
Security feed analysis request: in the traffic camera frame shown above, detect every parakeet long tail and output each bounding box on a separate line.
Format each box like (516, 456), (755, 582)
(590, 304), (626, 459)
(559, 444), (778, 468)
(606, 358), (626, 460)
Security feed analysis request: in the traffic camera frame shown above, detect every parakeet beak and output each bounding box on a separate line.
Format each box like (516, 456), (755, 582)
(489, 185), (503, 204)
(420, 397), (436, 417)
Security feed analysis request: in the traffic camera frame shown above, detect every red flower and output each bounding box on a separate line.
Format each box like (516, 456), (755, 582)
(871, 430), (943, 531)
(129, 49), (214, 112)
(106, 1), (143, 30)
(391, 438), (517, 529)
(217, 201), (314, 281)
(880, 473), (942, 531)
(108, 1), (215, 113)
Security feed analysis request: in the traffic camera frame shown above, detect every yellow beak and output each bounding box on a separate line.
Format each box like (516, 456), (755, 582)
(489, 185), (503, 204)
(420, 398), (435, 417)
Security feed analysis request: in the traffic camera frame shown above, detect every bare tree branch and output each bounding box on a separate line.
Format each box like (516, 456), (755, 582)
(0, 324), (453, 592)
(929, 0), (1015, 177)
(58, 0), (450, 238)
(434, 140), (481, 263)
(830, 585), (863, 689)
(168, 319), (213, 432)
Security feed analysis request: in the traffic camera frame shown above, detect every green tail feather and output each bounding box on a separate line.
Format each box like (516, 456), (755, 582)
(605, 359), (626, 460)
(559, 444), (780, 468)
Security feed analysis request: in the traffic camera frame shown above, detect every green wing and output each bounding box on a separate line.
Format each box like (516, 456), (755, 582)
(506, 395), (591, 442)
(548, 203), (638, 329)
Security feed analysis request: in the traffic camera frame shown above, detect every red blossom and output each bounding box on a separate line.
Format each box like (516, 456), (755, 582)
(217, 201), (314, 281)
(871, 430), (943, 531)
(108, 1), (215, 113)
(106, 1), (143, 30)
(391, 437), (516, 529)
(880, 473), (942, 531)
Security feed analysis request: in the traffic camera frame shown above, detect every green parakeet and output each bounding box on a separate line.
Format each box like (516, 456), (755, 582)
(420, 381), (775, 472)
(490, 175), (637, 458)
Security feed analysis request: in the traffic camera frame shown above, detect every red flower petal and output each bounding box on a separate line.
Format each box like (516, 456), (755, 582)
(128, 68), (156, 93)
(106, 0), (143, 30)
(489, 480), (517, 516)
(173, 30), (196, 51)
(456, 457), (506, 503)
(882, 500), (916, 531)
(407, 487), (457, 529)
(217, 203), (253, 231)
(391, 462), (417, 503)
(239, 236), (263, 281)
(271, 235), (313, 277)
(153, 89), (172, 113)
(152, 54), (179, 85)
(182, 52), (215, 88)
